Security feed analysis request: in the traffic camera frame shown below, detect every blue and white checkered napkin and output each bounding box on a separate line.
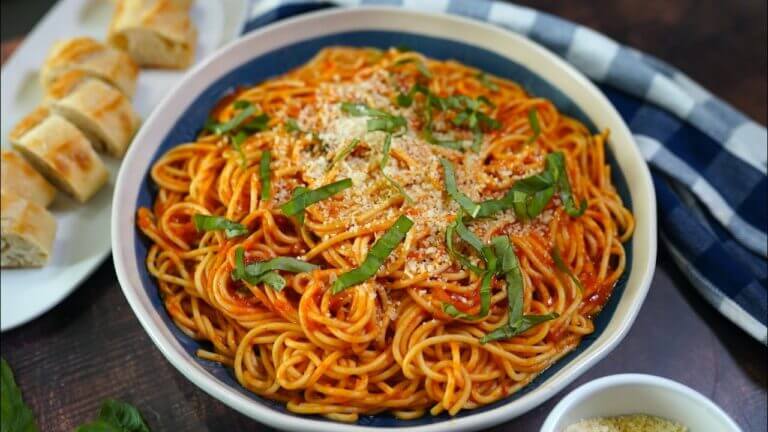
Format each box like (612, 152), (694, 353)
(243, 0), (768, 343)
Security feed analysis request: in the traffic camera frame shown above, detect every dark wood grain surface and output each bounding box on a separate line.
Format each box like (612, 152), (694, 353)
(1, 1), (766, 431)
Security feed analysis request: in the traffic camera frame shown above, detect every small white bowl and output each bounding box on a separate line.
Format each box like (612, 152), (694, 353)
(541, 374), (742, 432)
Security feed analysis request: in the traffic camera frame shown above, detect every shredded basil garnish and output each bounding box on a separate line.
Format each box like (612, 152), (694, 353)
(331, 215), (414, 294)
(193, 214), (248, 238)
(478, 237), (559, 343)
(444, 151), (585, 221)
(285, 118), (302, 133)
(551, 246), (583, 291)
(232, 246), (318, 291)
(476, 72), (499, 91)
(291, 186), (308, 225)
(527, 108), (541, 144)
(280, 179), (353, 217)
(231, 131), (248, 168)
(341, 102), (410, 200)
(259, 150), (271, 201)
(330, 138), (360, 169)
(440, 158), (481, 217)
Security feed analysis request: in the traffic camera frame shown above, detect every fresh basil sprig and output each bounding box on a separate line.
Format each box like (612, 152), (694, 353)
(75, 400), (151, 432)
(204, 100), (270, 168)
(1, 358), (38, 432)
(231, 247), (318, 291)
(193, 214), (248, 239)
(331, 215), (414, 294)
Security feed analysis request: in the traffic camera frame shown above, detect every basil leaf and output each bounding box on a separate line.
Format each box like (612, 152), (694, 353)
(546, 152), (587, 217)
(477, 237), (559, 343)
(367, 116), (406, 134)
(527, 107), (541, 144)
(394, 44), (412, 53)
(331, 215), (414, 293)
(444, 215), (483, 275)
(260, 150), (271, 201)
(231, 131), (248, 168)
(231, 246), (318, 290)
(330, 138), (360, 169)
(241, 114), (270, 133)
(440, 158), (481, 217)
(392, 58), (431, 78)
(291, 186), (308, 225)
(193, 214), (248, 239)
(442, 269), (494, 320)
(341, 102), (389, 118)
(211, 104), (255, 135)
(379, 134), (413, 203)
(472, 129), (483, 152)
(476, 72), (499, 91)
(551, 246), (583, 291)
(232, 100), (251, 110)
(285, 118), (302, 133)
(75, 400), (151, 432)
(280, 179), (353, 217)
(257, 271), (286, 291)
(1, 358), (39, 432)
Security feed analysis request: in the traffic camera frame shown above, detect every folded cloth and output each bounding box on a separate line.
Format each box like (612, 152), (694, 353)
(243, 0), (768, 343)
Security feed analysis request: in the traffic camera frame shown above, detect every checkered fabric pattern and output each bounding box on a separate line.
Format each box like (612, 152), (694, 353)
(243, 0), (768, 343)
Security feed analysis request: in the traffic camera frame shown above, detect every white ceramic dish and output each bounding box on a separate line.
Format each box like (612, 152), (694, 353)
(541, 374), (743, 432)
(0, 0), (247, 331)
(111, 6), (657, 432)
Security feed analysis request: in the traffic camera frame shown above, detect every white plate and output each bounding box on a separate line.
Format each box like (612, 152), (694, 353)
(112, 6), (658, 431)
(0, 0), (248, 331)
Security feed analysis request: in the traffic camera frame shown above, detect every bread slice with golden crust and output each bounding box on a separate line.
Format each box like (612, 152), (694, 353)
(108, 0), (196, 69)
(41, 36), (139, 98)
(47, 72), (141, 159)
(10, 107), (109, 203)
(1, 192), (57, 268)
(1, 150), (57, 208)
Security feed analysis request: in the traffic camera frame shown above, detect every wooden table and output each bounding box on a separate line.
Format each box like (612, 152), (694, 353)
(2, 2), (766, 431)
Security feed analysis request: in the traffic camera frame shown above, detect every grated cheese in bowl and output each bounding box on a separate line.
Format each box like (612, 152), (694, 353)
(564, 415), (688, 432)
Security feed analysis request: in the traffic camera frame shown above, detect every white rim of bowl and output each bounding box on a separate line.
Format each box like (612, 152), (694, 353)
(540, 374), (743, 432)
(112, 6), (657, 432)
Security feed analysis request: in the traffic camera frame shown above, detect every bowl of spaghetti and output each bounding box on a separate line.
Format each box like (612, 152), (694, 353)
(112, 6), (657, 432)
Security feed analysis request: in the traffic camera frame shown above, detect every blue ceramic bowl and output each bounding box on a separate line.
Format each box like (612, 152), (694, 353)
(113, 7), (657, 432)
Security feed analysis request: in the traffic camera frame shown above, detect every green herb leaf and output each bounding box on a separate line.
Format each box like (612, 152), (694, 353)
(231, 131), (248, 168)
(210, 104), (255, 135)
(75, 400), (151, 432)
(231, 246), (318, 291)
(330, 138), (360, 169)
(193, 214), (248, 238)
(471, 129), (483, 152)
(551, 246), (583, 291)
(546, 152), (587, 217)
(440, 158), (481, 217)
(394, 44), (412, 53)
(331, 215), (414, 293)
(476, 73), (499, 91)
(477, 237), (559, 344)
(1, 358), (39, 432)
(233, 100), (251, 110)
(341, 102), (390, 118)
(379, 134), (414, 203)
(291, 186), (308, 225)
(241, 114), (270, 133)
(280, 179), (353, 217)
(259, 150), (272, 201)
(285, 118), (302, 133)
(527, 108), (541, 144)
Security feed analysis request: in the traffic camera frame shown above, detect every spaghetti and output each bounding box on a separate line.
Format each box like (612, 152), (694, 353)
(137, 47), (634, 421)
